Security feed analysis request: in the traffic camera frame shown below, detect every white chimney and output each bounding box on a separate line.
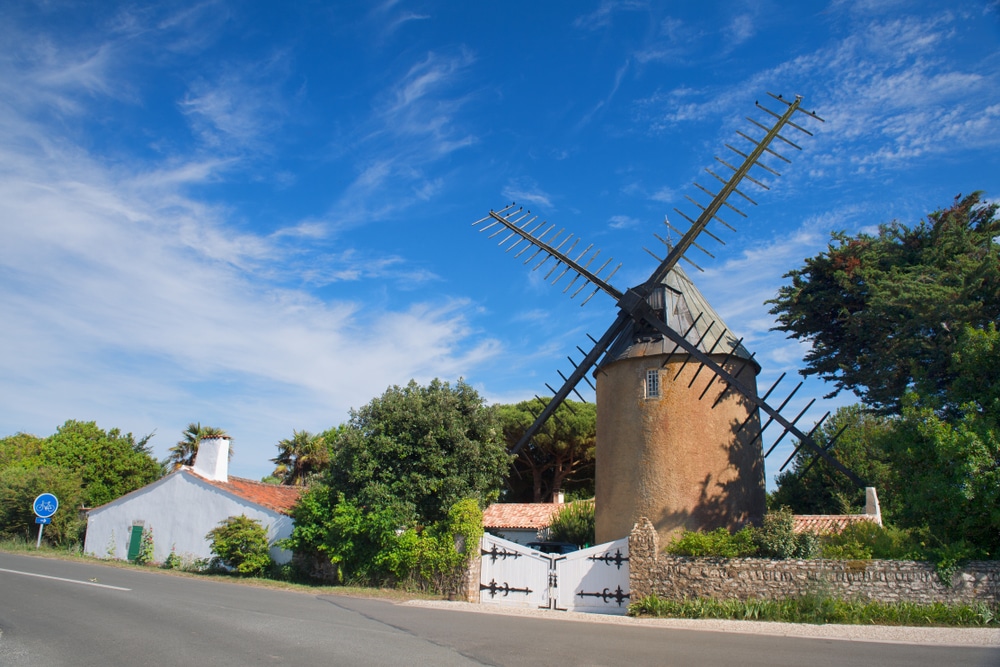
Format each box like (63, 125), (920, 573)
(553, 491), (565, 504)
(192, 436), (230, 482)
(865, 487), (882, 526)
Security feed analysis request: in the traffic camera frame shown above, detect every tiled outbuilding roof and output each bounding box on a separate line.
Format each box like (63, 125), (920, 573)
(193, 471), (304, 515)
(792, 514), (878, 535)
(484, 504), (880, 535)
(483, 503), (566, 529)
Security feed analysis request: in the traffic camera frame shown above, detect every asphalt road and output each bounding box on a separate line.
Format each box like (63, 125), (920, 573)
(1, 552), (997, 666)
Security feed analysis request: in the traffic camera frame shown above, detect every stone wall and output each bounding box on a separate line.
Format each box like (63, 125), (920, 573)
(459, 546), (482, 602)
(629, 518), (1000, 606)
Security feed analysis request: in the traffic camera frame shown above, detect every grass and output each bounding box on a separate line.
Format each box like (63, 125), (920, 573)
(0, 537), (438, 602)
(628, 594), (999, 627)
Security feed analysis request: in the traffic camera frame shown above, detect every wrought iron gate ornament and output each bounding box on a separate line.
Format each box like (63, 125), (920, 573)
(481, 543), (523, 563)
(588, 548), (628, 570)
(576, 586), (630, 607)
(480, 578), (533, 598)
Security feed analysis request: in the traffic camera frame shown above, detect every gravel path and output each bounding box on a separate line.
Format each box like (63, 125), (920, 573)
(404, 599), (1000, 647)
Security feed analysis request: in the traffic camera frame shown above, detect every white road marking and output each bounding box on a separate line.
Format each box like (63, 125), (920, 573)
(0, 567), (131, 591)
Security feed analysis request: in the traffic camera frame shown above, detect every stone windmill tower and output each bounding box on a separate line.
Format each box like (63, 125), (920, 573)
(594, 266), (764, 543)
(472, 94), (865, 546)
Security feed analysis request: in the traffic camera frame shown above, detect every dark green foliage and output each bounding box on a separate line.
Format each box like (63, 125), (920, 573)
(547, 500), (595, 548)
(819, 521), (917, 560)
(754, 508), (819, 559)
(768, 193), (1000, 414)
(0, 420), (161, 547)
(882, 399), (1000, 557)
(324, 379), (510, 525)
(0, 465), (84, 546)
(771, 405), (896, 517)
(496, 399), (596, 502)
(206, 515), (272, 576)
(38, 420), (163, 507)
(281, 492), (483, 592)
(771, 196), (1000, 556)
(271, 430), (329, 486)
(665, 509), (818, 560)
(629, 595), (999, 627)
(778, 389), (1000, 556)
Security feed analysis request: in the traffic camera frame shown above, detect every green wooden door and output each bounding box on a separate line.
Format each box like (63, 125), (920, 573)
(127, 525), (144, 561)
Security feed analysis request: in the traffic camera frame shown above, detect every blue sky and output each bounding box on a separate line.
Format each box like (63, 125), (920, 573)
(1, 0), (998, 487)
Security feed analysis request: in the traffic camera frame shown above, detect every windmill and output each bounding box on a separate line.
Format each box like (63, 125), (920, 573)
(472, 94), (867, 543)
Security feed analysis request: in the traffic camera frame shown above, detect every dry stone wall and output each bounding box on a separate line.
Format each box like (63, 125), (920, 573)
(629, 518), (1000, 606)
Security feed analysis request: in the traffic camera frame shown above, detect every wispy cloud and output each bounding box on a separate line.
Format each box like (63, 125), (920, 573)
(608, 214), (641, 229)
(572, 0), (647, 31)
(0, 19), (503, 470)
(641, 11), (1000, 175)
(502, 182), (555, 210)
(179, 52), (294, 152)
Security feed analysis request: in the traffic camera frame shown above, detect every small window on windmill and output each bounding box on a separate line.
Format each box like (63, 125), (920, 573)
(645, 369), (660, 399)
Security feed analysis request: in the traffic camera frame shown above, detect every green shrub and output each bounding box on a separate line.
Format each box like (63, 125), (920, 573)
(666, 527), (756, 558)
(821, 541), (872, 559)
(819, 520), (919, 560)
(755, 507), (818, 559)
(206, 515), (273, 576)
(548, 500), (595, 547)
(162, 545), (182, 569)
(393, 498), (484, 595)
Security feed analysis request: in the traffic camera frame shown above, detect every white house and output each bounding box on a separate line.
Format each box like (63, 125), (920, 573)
(83, 436), (303, 565)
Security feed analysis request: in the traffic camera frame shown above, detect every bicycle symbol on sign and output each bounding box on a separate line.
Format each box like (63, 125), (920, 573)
(33, 493), (59, 518)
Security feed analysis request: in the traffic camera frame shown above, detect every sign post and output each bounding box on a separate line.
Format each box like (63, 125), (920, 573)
(33, 493), (59, 549)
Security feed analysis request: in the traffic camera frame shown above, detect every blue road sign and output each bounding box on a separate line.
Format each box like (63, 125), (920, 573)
(33, 493), (59, 518)
(35, 517), (52, 525)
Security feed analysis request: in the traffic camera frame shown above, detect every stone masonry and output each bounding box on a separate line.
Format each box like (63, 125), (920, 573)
(629, 518), (1000, 606)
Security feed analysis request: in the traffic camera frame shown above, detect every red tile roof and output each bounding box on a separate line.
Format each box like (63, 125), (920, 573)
(793, 514), (879, 535)
(483, 503), (567, 529)
(192, 471), (304, 515)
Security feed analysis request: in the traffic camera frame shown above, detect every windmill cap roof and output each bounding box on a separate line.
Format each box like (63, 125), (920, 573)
(601, 266), (758, 370)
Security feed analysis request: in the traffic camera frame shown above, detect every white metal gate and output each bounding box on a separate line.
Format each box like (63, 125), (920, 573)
(478, 534), (630, 615)
(478, 535), (552, 609)
(552, 538), (630, 613)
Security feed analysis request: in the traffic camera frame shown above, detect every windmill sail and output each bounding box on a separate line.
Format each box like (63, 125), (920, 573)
(472, 94), (865, 488)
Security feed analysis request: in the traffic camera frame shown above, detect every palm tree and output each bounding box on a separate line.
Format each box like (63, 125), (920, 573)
(271, 430), (328, 485)
(168, 423), (230, 470)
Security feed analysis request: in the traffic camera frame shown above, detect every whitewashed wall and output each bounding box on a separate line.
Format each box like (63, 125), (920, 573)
(83, 471), (294, 565)
(488, 528), (541, 545)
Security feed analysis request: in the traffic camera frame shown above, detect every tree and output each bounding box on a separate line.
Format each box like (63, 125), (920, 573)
(496, 399), (596, 502)
(0, 432), (43, 468)
(0, 465), (84, 546)
(878, 324), (1000, 556)
(771, 404), (896, 516)
(323, 379), (510, 525)
(271, 430), (329, 486)
(40, 420), (163, 508)
(206, 515), (272, 575)
(548, 500), (595, 548)
(774, 326), (1000, 556)
(168, 423), (229, 469)
(768, 193), (999, 414)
